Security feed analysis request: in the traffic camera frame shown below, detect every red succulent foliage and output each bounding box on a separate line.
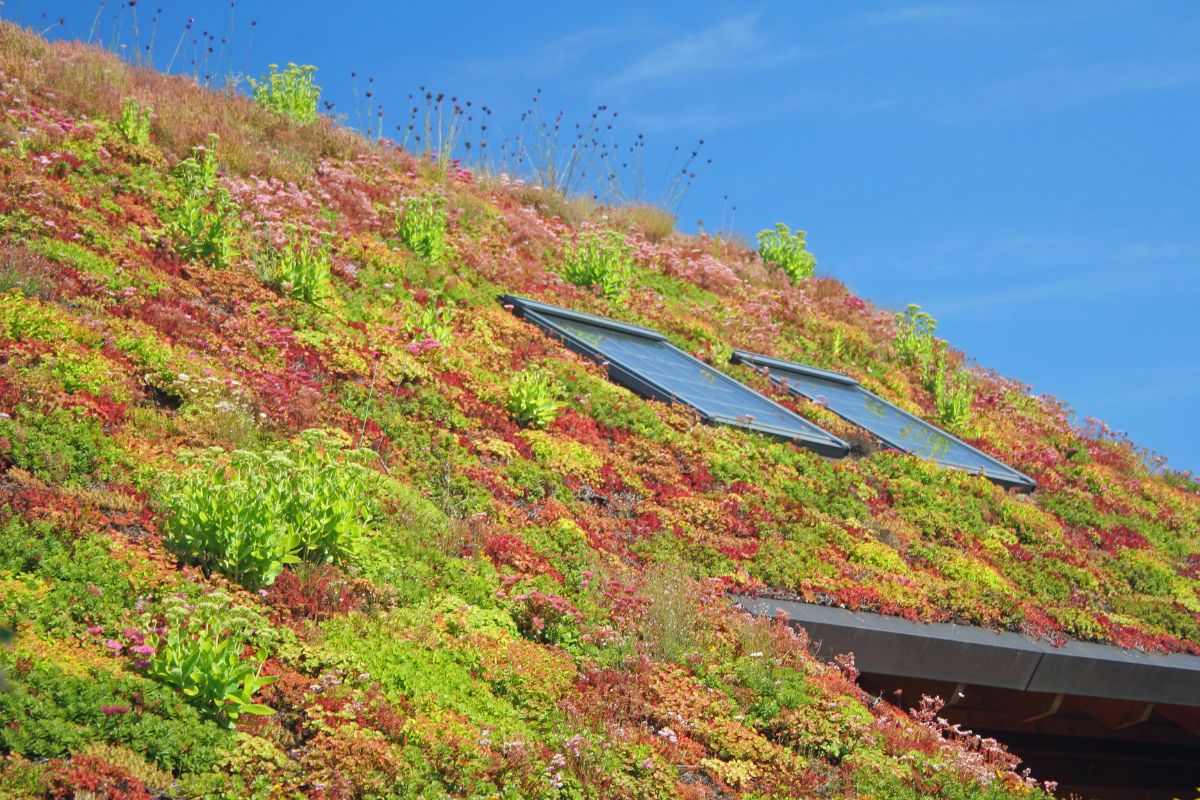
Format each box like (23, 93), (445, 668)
(44, 754), (153, 800)
(263, 564), (368, 621)
(1093, 524), (1149, 551)
(482, 532), (562, 581)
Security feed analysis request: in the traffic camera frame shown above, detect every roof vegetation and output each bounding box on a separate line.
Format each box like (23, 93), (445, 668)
(0, 21), (1196, 799)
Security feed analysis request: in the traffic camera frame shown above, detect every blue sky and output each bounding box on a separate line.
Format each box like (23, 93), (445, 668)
(20, 1), (1200, 474)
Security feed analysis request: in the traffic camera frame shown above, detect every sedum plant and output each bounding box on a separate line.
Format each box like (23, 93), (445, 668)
(560, 229), (633, 300)
(116, 97), (153, 146)
(505, 367), (564, 429)
(929, 351), (975, 426)
(141, 594), (275, 727)
(895, 306), (975, 425)
(165, 135), (239, 269)
(159, 429), (382, 590)
(397, 193), (449, 263)
(407, 298), (456, 343)
(248, 63), (321, 124)
(894, 304), (938, 369)
(757, 222), (816, 281)
(258, 228), (332, 303)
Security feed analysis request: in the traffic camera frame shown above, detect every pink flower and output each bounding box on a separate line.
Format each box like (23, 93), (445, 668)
(103, 639), (124, 654)
(101, 705), (131, 715)
(87, 625), (104, 635)
(131, 644), (155, 657)
(405, 336), (442, 356)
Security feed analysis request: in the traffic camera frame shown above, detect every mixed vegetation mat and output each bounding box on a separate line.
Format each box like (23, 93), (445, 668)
(0, 23), (1196, 799)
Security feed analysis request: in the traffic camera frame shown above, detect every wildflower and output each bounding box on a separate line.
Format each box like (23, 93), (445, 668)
(405, 336), (441, 356)
(131, 644), (155, 657)
(101, 705), (131, 715)
(87, 625), (104, 635)
(103, 639), (124, 654)
(563, 733), (585, 756)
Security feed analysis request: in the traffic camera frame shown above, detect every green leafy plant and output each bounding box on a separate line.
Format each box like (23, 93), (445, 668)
(47, 350), (111, 395)
(257, 229), (331, 302)
(894, 304), (938, 368)
(560, 229), (633, 299)
(0, 405), (119, 485)
(397, 194), (448, 263)
(159, 429), (382, 589)
(757, 222), (816, 281)
(142, 594), (275, 727)
(29, 238), (130, 291)
(116, 97), (153, 146)
(895, 307), (975, 425)
(0, 290), (75, 342)
(407, 299), (456, 343)
(165, 135), (239, 269)
(0, 660), (233, 774)
(928, 352), (975, 426)
(505, 367), (564, 429)
(248, 63), (321, 124)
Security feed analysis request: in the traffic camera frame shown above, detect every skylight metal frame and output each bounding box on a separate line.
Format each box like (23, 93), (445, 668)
(502, 295), (850, 457)
(735, 594), (1200, 707)
(730, 349), (1036, 490)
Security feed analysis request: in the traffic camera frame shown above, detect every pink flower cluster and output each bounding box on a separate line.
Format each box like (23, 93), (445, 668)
(405, 336), (442, 356)
(316, 159), (383, 233)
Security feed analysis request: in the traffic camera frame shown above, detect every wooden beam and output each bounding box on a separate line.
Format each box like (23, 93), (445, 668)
(1023, 692), (1064, 723)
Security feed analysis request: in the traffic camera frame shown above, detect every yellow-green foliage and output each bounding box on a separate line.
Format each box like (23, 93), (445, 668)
(257, 229), (332, 302)
(159, 430), (383, 589)
(940, 556), (1011, 594)
(0, 291), (78, 342)
(757, 223), (816, 281)
(397, 193), (448, 263)
(506, 367), (564, 429)
(560, 229), (634, 299)
(849, 538), (908, 573)
(248, 64), (321, 125)
(524, 430), (600, 479)
(116, 96), (153, 145)
(142, 594), (276, 727)
(166, 135), (239, 268)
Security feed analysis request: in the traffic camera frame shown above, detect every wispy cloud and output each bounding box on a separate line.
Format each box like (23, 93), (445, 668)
(532, 25), (653, 77)
(846, 2), (1112, 35)
(909, 237), (1200, 317)
(932, 56), (1200, 122)
(850, 2), (979, 28)
(597, 13), (806, 94)
(622, 85), (840, 134)
(464, 24), (650, 81)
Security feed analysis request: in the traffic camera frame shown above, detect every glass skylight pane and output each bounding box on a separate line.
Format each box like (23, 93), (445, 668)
(503, 296), (848, 456)
(731, 350), (1035, 490)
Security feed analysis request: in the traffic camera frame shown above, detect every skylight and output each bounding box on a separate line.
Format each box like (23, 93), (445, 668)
(729, 350), (1036, 490)
(502, 296), (850, 457)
